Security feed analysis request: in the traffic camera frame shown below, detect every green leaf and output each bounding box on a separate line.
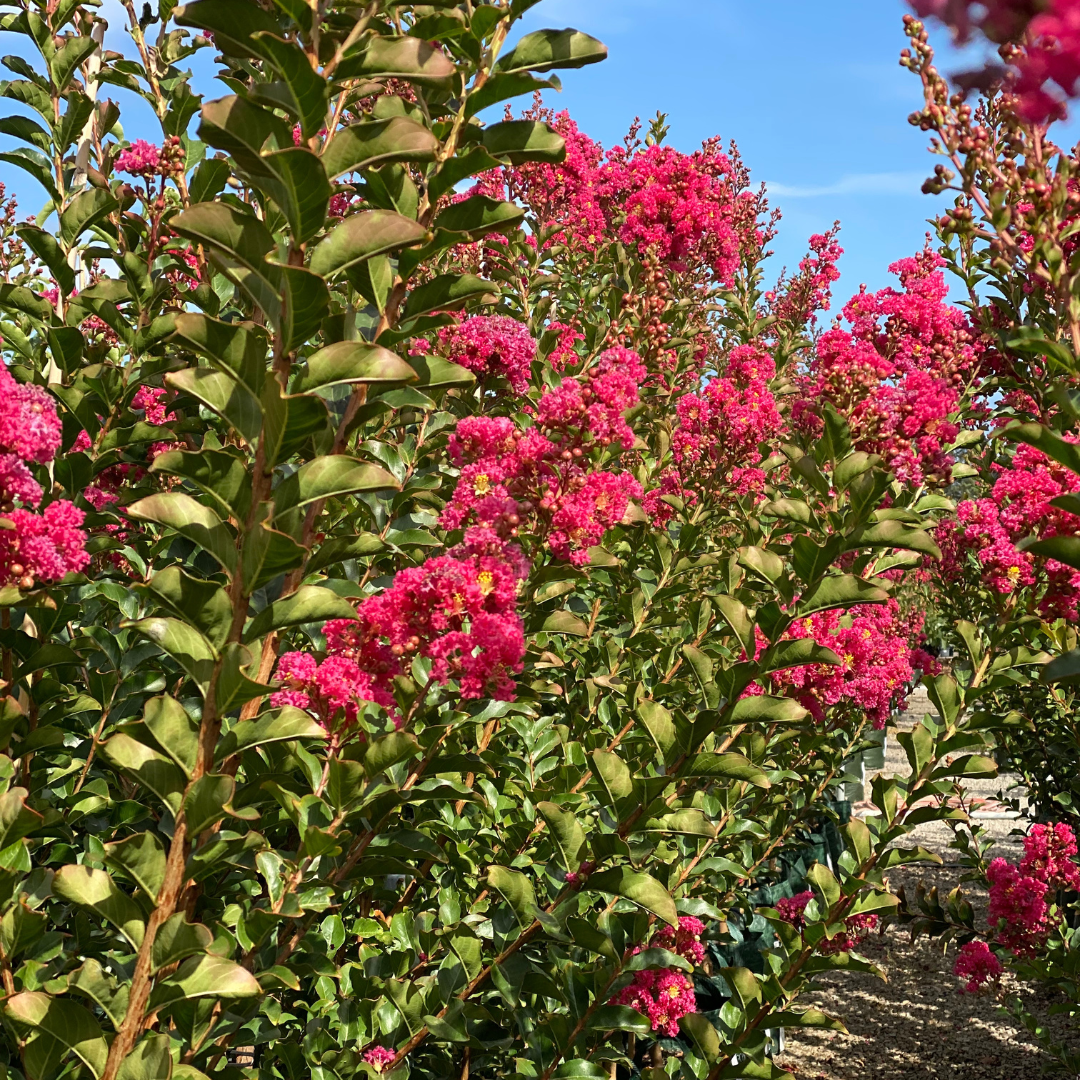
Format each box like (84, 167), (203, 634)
(482, 119), (565, 164)
(636, 699), (675, 759)
(143, 693), (201, 780)
(1042, 646), (1080, 684)
(296, 340), (418, 394)
(406, 354), (477, 389)
(0, 148), (59, 204)
(856, 519), (941, 559)
(260, 382), (333, 467)
(334, 36), (457, 87)
(100, 733), (186, 814)
(402, 274), (497, 321)
(683, 752), (770, 788)
(1028, 534), (1080, 572)
(2, 993), (109, 1080)
(260, 147), (333, 243)
(116, 1034), (172, 1080)
(52, 865), (146, 949)
(363, 731), (421, 777)
(216, 706), (327, 760)
(150, 448), (252, 522)
(127, 493), (237, 573)
(591, 750), (632, 804)
(309, 210), (428, 278)
(171, 313), (268, 393)
(15, 225), (75, 295)
(0, 787), (42, 849)
(536, 800), (586, 870)
(730, 695), (808, 724)
(305, 532), (385, 574)
(273, 455), (399, 515)
(0, 900), (46, 962)
(147, 954), (261, 1011)
(50, 34), (99, 92)
(69, 961), (129, 1033)
(251, 32), (328, 139)
(719, 966), (762, 1008)
(486, 865), (537, 929)
(104, 832), (167, 899)
(432, 195), (525, 236)
(174, 0), (282, 58)
(588, 868), (677, 927)
(496, 28), (608, 73)
(59, 187), (119, 247)
(182, 774), (237, 835)
(714, 594), (756, 657)
(281, 264), (331, 352)
(245, 584), (359, 641)
(540, 610), (589, 636)
(641, 809), (717, 838)
(1001, 421), (1080, 478)
(320, 116), (439, 179)
(680, 1013), (721, 1062)
(146, 567), (232, 655)
(198, 94), (293, 183)
(241, 517), (308, 593)
(167, 367), (263, 442)
(798, 575), (889, 616)
(464, 70), (561, 118)
(124, 618), (216, 691)
(151, 914), (214, 973)
(588, 1005), (651, 1036)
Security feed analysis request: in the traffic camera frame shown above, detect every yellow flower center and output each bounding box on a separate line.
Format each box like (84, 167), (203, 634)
(1007, 565), (1021, 583)
(477, 571), (495, 595)
(474, 473), (491, 496)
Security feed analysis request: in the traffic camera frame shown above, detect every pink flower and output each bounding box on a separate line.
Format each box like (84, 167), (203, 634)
(362, 1046), (397, 1073)
(776, 891), (815, 931)
(0, 454), (42, 507)
(270, 650), (397, 729)
(987, 857), (1050, 954)
(953, 940), (1003, 993)
(0, 500), (90, 587)
(0, 368), (62, 464)
(115, 140), (161, 177)
(436, 315), (537, 394)
(652, 916), (707, 965)
(1020, 822), (1080, 891)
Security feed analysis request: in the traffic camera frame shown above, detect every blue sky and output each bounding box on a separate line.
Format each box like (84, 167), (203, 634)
(0, 1), (1028, 298)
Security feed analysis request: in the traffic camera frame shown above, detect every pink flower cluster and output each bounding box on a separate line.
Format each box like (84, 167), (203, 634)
(964, 822), (1080, 968)
(794, 247), (984, 485)
(953, 940), (1004, 993)
(766, 225), (844, 331)
(270, 651), (397, 730)
(471, 102), (762, 286)
(609, 917), (703, 1036)
(750, 600), (922, 728)
(0, 366), (88, 589)
(305, 531), (528, 723)
(115, 136), (186, 179)
(647, 344), (784, 523)
(435, 315), (537, 394)
(441, 347), (646, 565)
(936, 442), (1080, 618)
(775, 891), (878, 953)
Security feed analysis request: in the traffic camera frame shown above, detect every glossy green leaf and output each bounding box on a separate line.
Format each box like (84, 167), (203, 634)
(296, 340), (418, 394)
(245, 584), (359, 641)
(52, 865), (146, 948)
(100, 733), (186, 814)
(320, 116), (439, 179)
(2, 993), (109, 1080)
(496, 28), (607, 73)
(309, 210), (428, 278)
(588, 868), (678, 927)
(126, 493), (237, 573)
(273, 455), (399, 514)
(167, 366), (263, 442)
(334, 35), (457, 87)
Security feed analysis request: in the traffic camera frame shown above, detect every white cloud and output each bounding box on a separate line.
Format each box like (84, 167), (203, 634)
(764, 172), (929, 198)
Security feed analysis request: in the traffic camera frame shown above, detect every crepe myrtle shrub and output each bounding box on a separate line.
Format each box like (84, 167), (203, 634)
(0, 2), (1002, 1079)
(875, 11), (1080, 1073)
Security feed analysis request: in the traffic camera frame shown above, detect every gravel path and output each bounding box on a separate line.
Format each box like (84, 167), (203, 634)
(775, 690), (1069, 1080)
